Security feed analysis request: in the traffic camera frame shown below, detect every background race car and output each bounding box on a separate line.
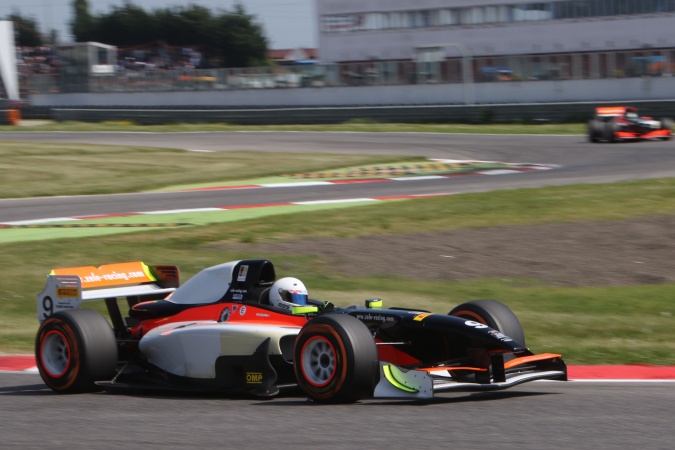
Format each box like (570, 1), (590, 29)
(588, 106), (672, 142)
(35, 259), (566, 403)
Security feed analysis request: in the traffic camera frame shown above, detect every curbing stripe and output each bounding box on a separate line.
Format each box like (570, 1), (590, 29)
(0, 194), (446, 227)
(1, 356), (674, 380)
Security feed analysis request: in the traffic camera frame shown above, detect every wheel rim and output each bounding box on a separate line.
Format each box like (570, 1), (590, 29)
(40, 330), (71, 378)
(452, 310), (488, 325)
(300, 336), (337, 387)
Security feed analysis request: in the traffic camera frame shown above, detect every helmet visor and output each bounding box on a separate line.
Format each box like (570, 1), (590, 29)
(283, 290), (308, 306)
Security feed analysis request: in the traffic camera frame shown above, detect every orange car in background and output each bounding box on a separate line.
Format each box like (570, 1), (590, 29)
(588, 106), (673, 142)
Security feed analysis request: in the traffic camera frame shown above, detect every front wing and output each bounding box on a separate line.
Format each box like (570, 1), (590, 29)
(614, 129), (671, 140)
(374, 353), (566, 400)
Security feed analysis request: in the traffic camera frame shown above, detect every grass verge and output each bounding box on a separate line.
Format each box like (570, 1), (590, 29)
(0, 142), (420, 199)
(2, 178), (675, 364)
(1, 120), (586, 135)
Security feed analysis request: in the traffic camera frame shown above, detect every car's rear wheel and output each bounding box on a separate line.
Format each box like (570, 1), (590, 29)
(294, 314), (379, 403)
(660, 117), (673, 140)
(449, 300), (526, 347)
(587, 119), (603, 142)
(36, 309), (118, 393)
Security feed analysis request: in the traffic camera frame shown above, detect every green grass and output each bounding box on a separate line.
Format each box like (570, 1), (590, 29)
(1, 130), (673, 364)
(0, 142), (420, 198)
(1, 120), (586, 135)
(2, 177), (675, 364)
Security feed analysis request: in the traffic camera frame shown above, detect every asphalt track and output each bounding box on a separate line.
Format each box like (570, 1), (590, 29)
(1, 372), (674, 449)
(1, 131), (675, 222)
(1, 131), (675, 448)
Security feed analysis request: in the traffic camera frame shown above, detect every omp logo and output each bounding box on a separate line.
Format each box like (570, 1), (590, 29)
(56, 287), (79, 298)
(246, 372), (263, 384)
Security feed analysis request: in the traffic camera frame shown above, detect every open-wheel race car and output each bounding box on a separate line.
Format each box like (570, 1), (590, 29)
(35, 259), (567, 403)
(587, 106), (673, 142)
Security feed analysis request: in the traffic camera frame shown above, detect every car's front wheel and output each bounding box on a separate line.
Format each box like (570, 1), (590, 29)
(294, 314), (379, 403)
(603, 118), (619, 143)
(449, 299), (526, 347)
(35, 309), (118, 393)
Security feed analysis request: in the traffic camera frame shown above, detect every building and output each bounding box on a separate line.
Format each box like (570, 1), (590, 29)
(22, 1), (675, 108)
(317, 0), (675, 64)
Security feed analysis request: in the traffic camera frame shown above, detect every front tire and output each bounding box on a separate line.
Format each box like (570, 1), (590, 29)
(36, 309), (118, 393)
(604, 118), (618, 143)
(294, 314), (379, 403)
(449, 300), (526, 347)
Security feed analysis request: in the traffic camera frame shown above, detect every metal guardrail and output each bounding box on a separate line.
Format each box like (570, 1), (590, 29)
(46, 100), (675, 125)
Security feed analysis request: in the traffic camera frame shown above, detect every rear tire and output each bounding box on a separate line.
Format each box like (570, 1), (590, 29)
(294, 314), (379, 403)
(449, 300), (526, 347)
(587, 119), (603, 142)
(36, 309), (118, 393)
(660, 117), (673, 140)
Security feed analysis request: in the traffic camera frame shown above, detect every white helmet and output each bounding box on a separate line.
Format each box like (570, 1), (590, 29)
(269, 277), (308, 313)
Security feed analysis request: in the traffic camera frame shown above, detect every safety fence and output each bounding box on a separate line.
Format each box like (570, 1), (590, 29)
(22, 47), (675, 96)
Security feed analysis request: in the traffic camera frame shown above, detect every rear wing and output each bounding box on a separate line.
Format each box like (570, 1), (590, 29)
(37, 261), (179, 323)
(595, 106), (635, 116)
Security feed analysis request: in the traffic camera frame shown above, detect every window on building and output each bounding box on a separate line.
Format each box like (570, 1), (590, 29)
(438, 9), (458, 25)
(484, 6), (498, 23)
(459, 7), (484, 25)
(320, 0), (675, 34)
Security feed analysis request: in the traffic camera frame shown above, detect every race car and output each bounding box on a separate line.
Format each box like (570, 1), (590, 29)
(587, 106), (673, 142)
(35, 259), (566, 402)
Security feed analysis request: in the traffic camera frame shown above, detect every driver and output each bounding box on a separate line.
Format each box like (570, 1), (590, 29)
(625, 110), (639, 123)
(268, 277), (309, 313)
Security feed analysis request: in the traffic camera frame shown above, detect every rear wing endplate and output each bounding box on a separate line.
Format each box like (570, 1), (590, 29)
(37, 261), (179, 323)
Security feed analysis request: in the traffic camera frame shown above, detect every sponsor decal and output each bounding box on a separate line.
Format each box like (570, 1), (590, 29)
(355, 313), (396, 324)
(246, 372), (263, 384)
(465, 320), (489, 329)
(40, 295), (79, 320)
(239, 306), (247, 316)
(232, 305), (238, 313)
(413, 313), (433, 322)
(51, 261), (155, 288)
(489, 330), (513, 342)
(219, 307), (230, 322)
(230, 288), (247, 299)
(56, 287), (79, 298)
(256, 313), (270, 317)
(237, 265), (249, 282)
